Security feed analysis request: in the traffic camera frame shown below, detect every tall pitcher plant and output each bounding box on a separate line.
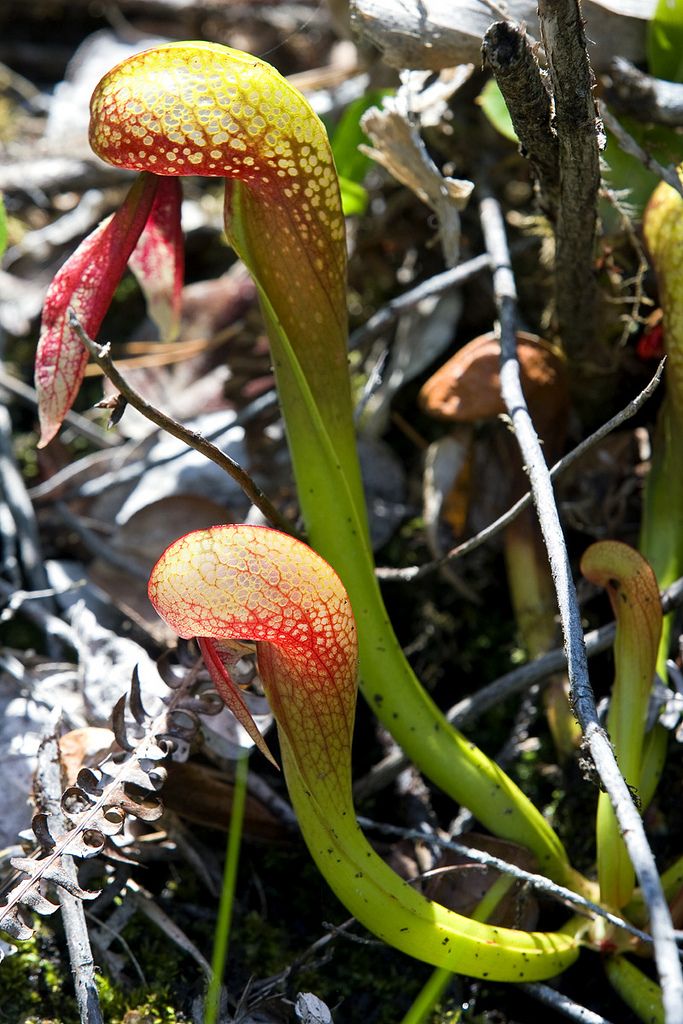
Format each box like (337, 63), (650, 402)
(36, 41), (568, 880)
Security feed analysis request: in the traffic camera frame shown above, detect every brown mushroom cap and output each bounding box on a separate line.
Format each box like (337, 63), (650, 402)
(418, 331), (569, 430)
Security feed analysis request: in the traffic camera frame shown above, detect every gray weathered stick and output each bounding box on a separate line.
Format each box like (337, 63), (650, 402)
(606, 56), (683, 127)
(349, 253), (490, 351)
(35, 733), (103, 1024)
(601, 102), (683, 198)
(537, 0), (605, 411)
(480, 190), (683, 1024)
(349, 0), (651, 74)
(522, 981), (615, 1024)
(68, 309), (295, 537)
(481, 21), (559, 219)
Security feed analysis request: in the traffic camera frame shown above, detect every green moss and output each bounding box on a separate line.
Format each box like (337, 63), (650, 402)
(0, 928), (79, 1024)
(0, 905), (194, 1024)
(98, 981), (187, 1024)
(236, 910), (292, 977)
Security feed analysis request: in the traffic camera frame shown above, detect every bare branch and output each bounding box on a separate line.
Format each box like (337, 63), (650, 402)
(349, 253), (490, 352)
(522, 981), (616, 1024)
(537, 0), (605, 406)
(481, 21), (559, 219)
(479, 190), (683, 1024)
(600, 102), (683, 198)
(67, 309), (296, 538)
(377, 358), (665, 582)
(605, 57), (683, 128)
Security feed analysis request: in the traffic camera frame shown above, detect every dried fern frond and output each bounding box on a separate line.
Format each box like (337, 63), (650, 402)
(0, 651), (221, 960)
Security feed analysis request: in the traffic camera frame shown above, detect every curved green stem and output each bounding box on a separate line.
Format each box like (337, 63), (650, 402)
(400, 873), (517, 1024)
(604, 955), (664, 1024)
(259, 296), (570, 881)
(581, 542), (662, 909)
(642, 179), (683, 679)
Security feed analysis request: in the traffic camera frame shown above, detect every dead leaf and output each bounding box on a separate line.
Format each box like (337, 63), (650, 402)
(424, 833), (539, 930)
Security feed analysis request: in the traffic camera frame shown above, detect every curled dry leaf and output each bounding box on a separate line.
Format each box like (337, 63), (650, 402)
(0, 652), (239, 960)
(361, 85), (473, 266)
(419, 330), (569, 447)
(424, 834), (540, 931)
(162, 761), (287, 840)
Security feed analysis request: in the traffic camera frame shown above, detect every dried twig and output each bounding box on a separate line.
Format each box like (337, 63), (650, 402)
(67, 309), (295, 537)
(479, 190), (683, 1024)
(481, 21), (559, 219)
(537, 0), (606, 408)
(522, 981), (616, 1024)
(349, 253), (490, 352)
(377, 357), (665, 582)
(35, 733), (103, 1024)
(600, 102), (683, 198)
(605, 57), (683, 128)
(356, 816), (654, 946)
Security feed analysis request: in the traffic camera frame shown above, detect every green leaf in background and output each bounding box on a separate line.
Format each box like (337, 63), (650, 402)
(0, 194), (7, 262)
(338, 175), (369, 217)
(647, 0), (683, 82)
(477, 79), (519, 143)
(331, 90), (390, 179)
(329, 89), (392, 215)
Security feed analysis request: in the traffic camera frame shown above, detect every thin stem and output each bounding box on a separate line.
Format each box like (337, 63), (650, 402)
(357, 817), (652, 945)
(479, 191), (683, 1024)
(400, 967), (455, 1024)
(521, 982), (616, 1024)
(377, 358), (665, 582)
(349, 253), (490, 352)
(68, 308), (295, 537)
(204, 753), (250, 1024)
